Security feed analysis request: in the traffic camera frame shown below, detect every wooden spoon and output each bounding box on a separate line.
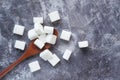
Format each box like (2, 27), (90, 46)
(0, 29), (58, 79)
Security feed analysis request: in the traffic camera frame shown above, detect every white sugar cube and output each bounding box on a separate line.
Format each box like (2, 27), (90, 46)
(60, 30), (71, 41)
(28, 29), (38, 40)
(48, 11), (60, 22)
(40, 49), (53, 61)
(13, 24), (25, 36)
(44, 26), (54, 34)
(46, 35), (57, 45)
(38, 34), (47, 44)
(28, 61), (41, 72)
(63, 49), (72, 60)
(48, 54), (60, 67)
(33, 17), (43, 24)
(34, 39), (45, 49)
(34, 23), (44, 35)
(78, 41), (88, 48)
(14, 40), (26, 50)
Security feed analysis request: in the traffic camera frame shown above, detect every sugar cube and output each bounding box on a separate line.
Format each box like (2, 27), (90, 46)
(44, 26), (54, 34)
(40, 49), (53, 61)
(38, 34), (47, 44)
(78, 41), (88, 48)
(34, 39), (45, 49)
(33, 17), (43, 24)
(60, 30), (71, 41)
(48, 54), (60, 67)
(13, 24), (25, 36)
(48, 11), (60, 22)
(46, 34), (57, 45)
(28, 29), (38, 40)
(34, 23), (44, 35)
(28, 61), (41, 72)
(14, 40), (26, 50)
(63, 49), (72, 60)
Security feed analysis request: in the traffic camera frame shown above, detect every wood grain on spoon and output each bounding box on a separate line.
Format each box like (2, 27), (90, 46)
(0, 29), (58, 79)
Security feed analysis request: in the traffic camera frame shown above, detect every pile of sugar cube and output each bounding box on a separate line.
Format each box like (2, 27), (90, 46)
(28, 22), (57, 49)
(13, 10), (89, 73)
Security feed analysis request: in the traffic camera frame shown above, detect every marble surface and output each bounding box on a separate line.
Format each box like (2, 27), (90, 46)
(0, 0), (120, 80)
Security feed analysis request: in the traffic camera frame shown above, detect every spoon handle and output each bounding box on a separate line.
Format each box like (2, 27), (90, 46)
(0, 52), (28, 79)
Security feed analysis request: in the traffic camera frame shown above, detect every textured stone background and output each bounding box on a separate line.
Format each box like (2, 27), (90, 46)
(0, 0), (120, 80)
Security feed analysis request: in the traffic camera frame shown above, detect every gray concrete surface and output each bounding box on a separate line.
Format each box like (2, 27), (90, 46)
(0, 0), (120, 80)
